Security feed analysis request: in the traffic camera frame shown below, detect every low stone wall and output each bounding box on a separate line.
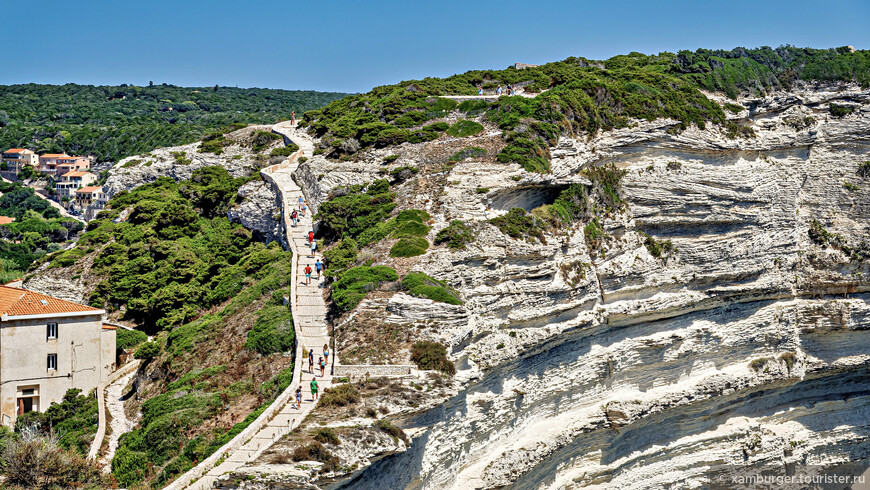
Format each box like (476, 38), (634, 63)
(333, 364), (415, 378)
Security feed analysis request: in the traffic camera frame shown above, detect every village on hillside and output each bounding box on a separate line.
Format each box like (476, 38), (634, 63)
(1, 148), (106, 221)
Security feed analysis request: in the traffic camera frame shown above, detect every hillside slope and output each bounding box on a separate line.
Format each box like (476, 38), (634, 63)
(0, 83), (346, 162)
(223, 47), (870, 488)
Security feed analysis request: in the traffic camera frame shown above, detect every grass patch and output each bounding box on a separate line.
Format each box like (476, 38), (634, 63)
(401, 271), (461, 305)
(446, 120), (484, 137)
(830, 103), (855, 117)
(312, 427), (341, 445)
(490, 208), (545, 243)
(389, 237), (429, 257)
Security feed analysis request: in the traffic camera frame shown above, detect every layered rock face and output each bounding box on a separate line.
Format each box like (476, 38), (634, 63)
(296, 83), (870, 488)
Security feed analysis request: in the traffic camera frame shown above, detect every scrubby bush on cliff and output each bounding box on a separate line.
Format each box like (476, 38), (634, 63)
(3, 426), (105, 489)
(14, 389), (98, 456)
(316, 179), (396, 243)
(435, 220), (473, 249)
(410, 341), (455, 375)
(318, 383), (360, 408)
(489, 208), (546, 243)
(331, 265), (399, 313)
(116, 328), (148, 350)
(401, 272), (462, 305)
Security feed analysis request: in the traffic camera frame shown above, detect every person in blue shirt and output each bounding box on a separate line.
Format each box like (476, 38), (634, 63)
(315, 259), (323, 279)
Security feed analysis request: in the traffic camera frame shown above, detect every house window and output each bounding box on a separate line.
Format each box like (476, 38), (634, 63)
(47, 354), (57, 370)
(47, 323), (58, 340)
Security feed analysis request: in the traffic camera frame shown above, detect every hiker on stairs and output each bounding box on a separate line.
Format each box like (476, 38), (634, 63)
(310, 378), (319, 402)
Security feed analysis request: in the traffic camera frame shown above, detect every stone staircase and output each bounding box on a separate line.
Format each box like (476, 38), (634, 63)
(166, 123), (332, 490)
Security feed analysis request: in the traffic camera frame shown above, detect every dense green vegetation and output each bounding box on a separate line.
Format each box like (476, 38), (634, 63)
(332, 265), (399, 313)
(0, 84), (346, 162)
(315, 180), (396, 244)
(75, 167), (272, 331)
(401, 272), (461, 305)
(303, 46), (869, 172)
(446, 120), (484, 137)
(116, 328), (148, 350)
(15, 389), (98, 456)
(388, 209), (431, 257)
(113, 365), (294, 486)
(0, 181), (83, 275)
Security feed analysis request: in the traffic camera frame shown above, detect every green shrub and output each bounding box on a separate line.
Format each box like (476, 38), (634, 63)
(251, 130), (282, 152)
(475, 187), (489, 194)
(316, 180), (396, 243)
(332, 265), (398, 312)
(449, 147), (486, 162)
(374, 419), (408, 443)
(490, 208), (545, 243)
(318, 383), (360, 408)
(446, 120), (484, 137)
(642, 233), (675, 259)
(15, 388), (98, 456)
(749, 358), (770, 371)
(134, 341), (161, 359)
(383, 154), (400, 163)
(584, 218), (605, 250)
(389, 237), (429, 257)
(402, 272), (461, 304)
(389, 166), (418, 182)
(245, 304), (294, 355)
(410, 341), (455, 375)
(830, 103), (855, 117)
(723, 102), (743, 114)
(270, 143), (300, 156)
(49, 247), (86, 268)
(435, 220), (473, 249)
(323, 238), (359, 277)
(857, 161), (870, 178)
(291, 441), (339, 471)
(116, 328), (148, 350)
(313, 427), (341, 445)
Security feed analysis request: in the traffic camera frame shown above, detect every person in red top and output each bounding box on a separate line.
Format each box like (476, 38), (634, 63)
(308, 231), (314, 245)
(304, 264), (313, 285)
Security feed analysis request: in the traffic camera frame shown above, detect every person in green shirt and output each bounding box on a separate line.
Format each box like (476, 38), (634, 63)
(310, 378), (319, 401)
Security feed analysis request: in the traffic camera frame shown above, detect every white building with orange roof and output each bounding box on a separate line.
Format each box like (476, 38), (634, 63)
(56, 171), (98, 201)
(0, 285), (115, 425)
(56, 156), (90, 176)
(1, 149), (38, 173)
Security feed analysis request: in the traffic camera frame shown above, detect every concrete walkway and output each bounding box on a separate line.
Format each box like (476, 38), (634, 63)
(167, 123), (333, 490)
(98, 367), (138, 471)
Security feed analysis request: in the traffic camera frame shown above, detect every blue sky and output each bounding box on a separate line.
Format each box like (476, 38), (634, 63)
(2, 0), (868, 93)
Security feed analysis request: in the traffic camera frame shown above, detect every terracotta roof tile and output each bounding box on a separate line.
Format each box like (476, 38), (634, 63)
(4, 149), (26, 153)
(0, 216), (15, 225)
(76, 186), (102, 194)
(0, 286), (102, 317)
(40, 154), (69, 158)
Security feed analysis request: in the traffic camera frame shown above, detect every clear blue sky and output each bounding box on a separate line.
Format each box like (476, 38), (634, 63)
(2, 0), (868, 93)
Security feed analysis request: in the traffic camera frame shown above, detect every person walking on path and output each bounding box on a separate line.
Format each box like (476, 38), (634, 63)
(298, 196), (304, 211)
(295, 386), (302, 409)
(319, 357), (325, 377)
(310, 378), (319, 401)
(315, 259), (323, 279)
(308, 230), (314, 246)
(291, 111), (296, 125)
(496, 85), (502, 95)
(478, 85), (483, 95)
(310, 239), (317, 258)
(291, 209), (298, 227)
(308, 348), (314, 374)
(323, 344), (330, 367)
(301, 202), (308, 216)
(304, 264), (313, 285)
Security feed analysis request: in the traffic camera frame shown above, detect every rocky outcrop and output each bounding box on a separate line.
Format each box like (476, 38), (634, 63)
(227, 179), (282, 244)
(104, 125), (282, 196)
(235, 82), (870, 488)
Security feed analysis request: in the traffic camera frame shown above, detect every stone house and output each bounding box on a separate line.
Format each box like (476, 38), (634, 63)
(0, 285), (115, 426)
(37, 153), (71, 173)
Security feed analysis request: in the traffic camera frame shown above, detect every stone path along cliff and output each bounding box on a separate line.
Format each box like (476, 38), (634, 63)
(165, 122), (333, 490)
